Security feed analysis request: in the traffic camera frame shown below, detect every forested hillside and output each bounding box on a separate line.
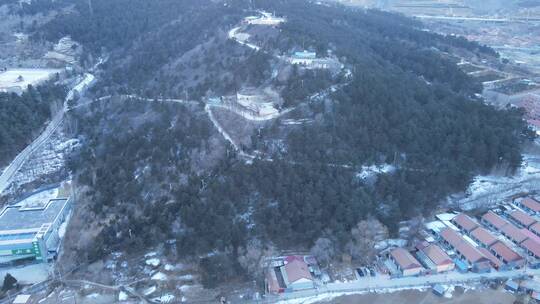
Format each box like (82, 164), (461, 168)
(39, 0), (533, 286)
(0, 84), (65, 167)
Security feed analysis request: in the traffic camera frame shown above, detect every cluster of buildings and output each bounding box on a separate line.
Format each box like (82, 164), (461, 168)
(0, 184), (72, 264)
(287, 51), (341, 70)
(266, 255), (320, 294)
(386, 197), (540, 277)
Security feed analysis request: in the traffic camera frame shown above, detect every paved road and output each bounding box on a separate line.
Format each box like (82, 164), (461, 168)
(0, 73), (95, 195)
(269, 267), (540, 303)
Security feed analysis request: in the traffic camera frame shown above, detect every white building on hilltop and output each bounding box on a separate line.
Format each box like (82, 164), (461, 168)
(246, 11), (285, 26)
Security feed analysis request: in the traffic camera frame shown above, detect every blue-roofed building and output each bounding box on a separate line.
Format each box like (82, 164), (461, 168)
(432, 284), (447, 296)
(454, 259), (469, 273)
(0, 184), (72, 264)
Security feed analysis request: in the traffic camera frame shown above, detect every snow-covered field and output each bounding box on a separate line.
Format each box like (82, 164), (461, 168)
(0, 263), (50, 284)
(458, 154), (540, 210)
(14, 186), (58, 206)
(0, 69), (61, 93)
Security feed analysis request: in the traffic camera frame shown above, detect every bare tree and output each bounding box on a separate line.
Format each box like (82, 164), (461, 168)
(310, 237), (335, 267)
(238, 239), (277, 279)
(346, 218), (388, 264)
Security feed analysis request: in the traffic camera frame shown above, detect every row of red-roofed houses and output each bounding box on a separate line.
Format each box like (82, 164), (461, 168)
(451, 213), (526, 270)
(387, 242), (456, 277)
(481, 197), (540, 263)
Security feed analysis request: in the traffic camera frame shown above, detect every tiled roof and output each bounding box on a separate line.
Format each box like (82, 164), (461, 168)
(451, 213), (479, 232)
(390, 248), (423, 270)
(490, 241), (523, 263)
(283, 256), (312, 284)
(522, 239), (540, 259)
(530, 222), (540, 235)
(470, 227), (498, 247)
(521, 197), (540, 213)
(509, 209), (537, 228)
(479, 247), (503, 269)
(501, 223), (529, 243)
(440, 227), (487, 264)
(420, 244), (453, 266)
(440, 227), (463, 249)
(482, 211), (509, 230)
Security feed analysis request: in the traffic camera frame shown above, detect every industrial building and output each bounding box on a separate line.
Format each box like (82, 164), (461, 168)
(0, 185), (72, 264)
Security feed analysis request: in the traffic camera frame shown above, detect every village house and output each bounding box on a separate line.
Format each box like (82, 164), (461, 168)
(451, 213), (479, 235)
(489, 241), (525, 270)
(415, 242), (455, 273)
(389, 247), (424, 276)
(481, 211), (509, 232)
(439, 227), (490, 272)
(516, 197), (540, 215)
(508, 209), (537, 228)
(470, 227), (498, 248)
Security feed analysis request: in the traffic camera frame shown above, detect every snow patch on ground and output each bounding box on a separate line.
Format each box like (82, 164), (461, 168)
(356, 164), (396, 180)
(86, 293), (100, 298)
(58, 220), (68, 238)
(15, 187), (58, 206)
(460, 154), (540, 210)
(374, 238), (408, 251)
(145, 258), (161, 267)
(178, 285), (192, 292)
(151, 272), (167, 281)
(143, 286), (157, 296)
(178, 274), (194, 281)
(152, 294), (175, 303)
(118, 291), (128, 301)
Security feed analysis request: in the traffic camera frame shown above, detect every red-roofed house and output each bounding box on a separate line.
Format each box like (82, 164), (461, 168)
(517, 197), (540, 214)
(389, 248), (424, 276)
(530, 222), (540, 238)
(439, 227), (490, 272)
(416, 243), (454, 273)
(501, 223), (529, 245)
(489, 241), (525, 270)
(470, 227), (498, 248)
(282, 256), (314, 291)
(481, 211), (509, 231)
(508, 209), (537, 228)
(522, 239), (540, 259)
(451, 213), (479, 234)
(478, 247), (503, 269)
